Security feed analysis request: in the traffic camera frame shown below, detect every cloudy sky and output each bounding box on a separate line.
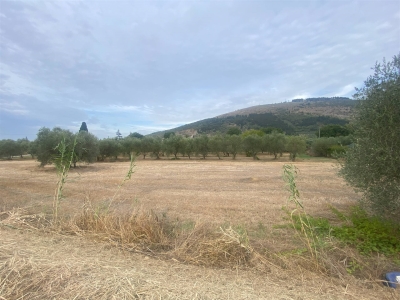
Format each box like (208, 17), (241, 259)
(0, 0), (399, 140)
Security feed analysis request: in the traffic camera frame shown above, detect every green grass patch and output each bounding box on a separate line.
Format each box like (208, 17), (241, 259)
(289, 205), (400, 256)
(331, 206), (400, 255)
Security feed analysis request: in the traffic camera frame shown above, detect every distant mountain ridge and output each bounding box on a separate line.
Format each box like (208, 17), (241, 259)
(150, 97), (356, 137)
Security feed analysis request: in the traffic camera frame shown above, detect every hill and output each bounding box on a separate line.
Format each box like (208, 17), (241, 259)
(151, 97), (356, 137)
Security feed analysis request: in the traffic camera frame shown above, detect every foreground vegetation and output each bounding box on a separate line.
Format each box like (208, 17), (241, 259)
(0, 159), (399, 298)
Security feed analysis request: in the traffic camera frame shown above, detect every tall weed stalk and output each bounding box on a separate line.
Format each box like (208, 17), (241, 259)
(283, 164), (320, 264)
(53, 138), (77, 222)
(107, 153), (136, 210)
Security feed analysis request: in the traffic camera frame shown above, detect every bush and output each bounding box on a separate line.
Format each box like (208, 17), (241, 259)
(327, 145), (347, 157)
(311, 137), (338, 157)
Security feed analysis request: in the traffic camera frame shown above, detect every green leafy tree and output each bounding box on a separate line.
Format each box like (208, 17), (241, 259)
(164, 131), (176, 139)
(242, 134), (262, 159)
(73, 132), (99, 167)
(261, 127), (284, 134)
(99, 138), (121, 161)
(122, 137), (141, 159)
(340, 53), (400, 221)
(194, 135), (209, 159)
(209, 135), (224, 159)
(150, 137), (163, 159)
(266, 132), (286, 159)
(79, 122), (88, 132)
(226, 134), (242, 159)
(226, 127), (242, 135)
(17, 138), (30, 158)
(317, 124), (350, 137)
(163, 135), (184, 158)
(183, 138), (195, 159)
(286, 136), (306, 161)
(241, 129), (265, 138)
(140, 137), (153, 159)
(28, 139), (38, 158)
(311, 137), (338, 157)
(128, 132), (144, 139)
(0, 139), (19, 159)
(35, 127), (75, 166)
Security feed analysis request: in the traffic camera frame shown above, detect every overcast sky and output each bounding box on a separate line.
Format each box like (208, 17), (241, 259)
(0, 0), (399, 140)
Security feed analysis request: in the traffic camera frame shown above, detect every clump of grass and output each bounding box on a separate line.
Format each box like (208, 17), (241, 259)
(70, 202), (171, 251)
(172, 223), (252, 267)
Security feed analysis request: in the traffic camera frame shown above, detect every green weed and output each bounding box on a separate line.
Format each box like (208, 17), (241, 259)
(331, 206), (400, 256)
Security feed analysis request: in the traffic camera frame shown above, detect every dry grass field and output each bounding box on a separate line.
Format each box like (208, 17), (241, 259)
(1, 157), (399, 299)
(0, 155), (354, 224)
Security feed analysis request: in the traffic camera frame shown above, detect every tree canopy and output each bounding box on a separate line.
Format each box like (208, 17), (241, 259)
(128, 132), (144, 139)
(317, 124), (350, 137)
(79, 122), (88, 132)
(340, 53), (400, 221)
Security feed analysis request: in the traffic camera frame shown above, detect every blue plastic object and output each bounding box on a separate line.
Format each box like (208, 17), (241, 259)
(384, 272), (400, 289)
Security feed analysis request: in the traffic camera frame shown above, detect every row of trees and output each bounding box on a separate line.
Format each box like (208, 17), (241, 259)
(1, 125), (356, 166)
(0, 128), (100, 167)
(99, 131), (308, 161)
(0, 129), (312, 165)
(0, 138), (31, 159)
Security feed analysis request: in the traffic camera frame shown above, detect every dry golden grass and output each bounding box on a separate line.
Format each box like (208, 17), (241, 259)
(4, 227), (397, 300)
(1, 157), (399, 299)
(0, 155), (356, 224)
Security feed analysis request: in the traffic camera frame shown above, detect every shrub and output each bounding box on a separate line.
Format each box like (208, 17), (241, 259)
(311, 137), (338, 157)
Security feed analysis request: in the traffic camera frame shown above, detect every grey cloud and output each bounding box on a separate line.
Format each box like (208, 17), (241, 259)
(0, 0), (399, 139)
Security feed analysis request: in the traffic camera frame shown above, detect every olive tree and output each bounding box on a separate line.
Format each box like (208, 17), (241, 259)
(226, 134), (242, 159)
(242, 134), (262, 160)
(194, 135), (209, 159)
(340, 53), (400, 221)
(208, 135), (224, 159)
(286, 136), (306, 161)
(17, 138), (30, 158)
(150, 137), (163, 159)
(0, 139), (19, 159)
(267, 132), (286, 159)
(122, 137), (141, 159)
(98, 138), (121, 161)
(163, 135), (185, 158)
(183, 138), (195, 159)
(35, 127), (75, 166)
(73, 131), (99, 167)
(140, 137), (153, 159)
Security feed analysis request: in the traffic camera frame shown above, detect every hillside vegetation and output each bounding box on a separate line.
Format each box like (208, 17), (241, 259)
(151, 97), (355, 137)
